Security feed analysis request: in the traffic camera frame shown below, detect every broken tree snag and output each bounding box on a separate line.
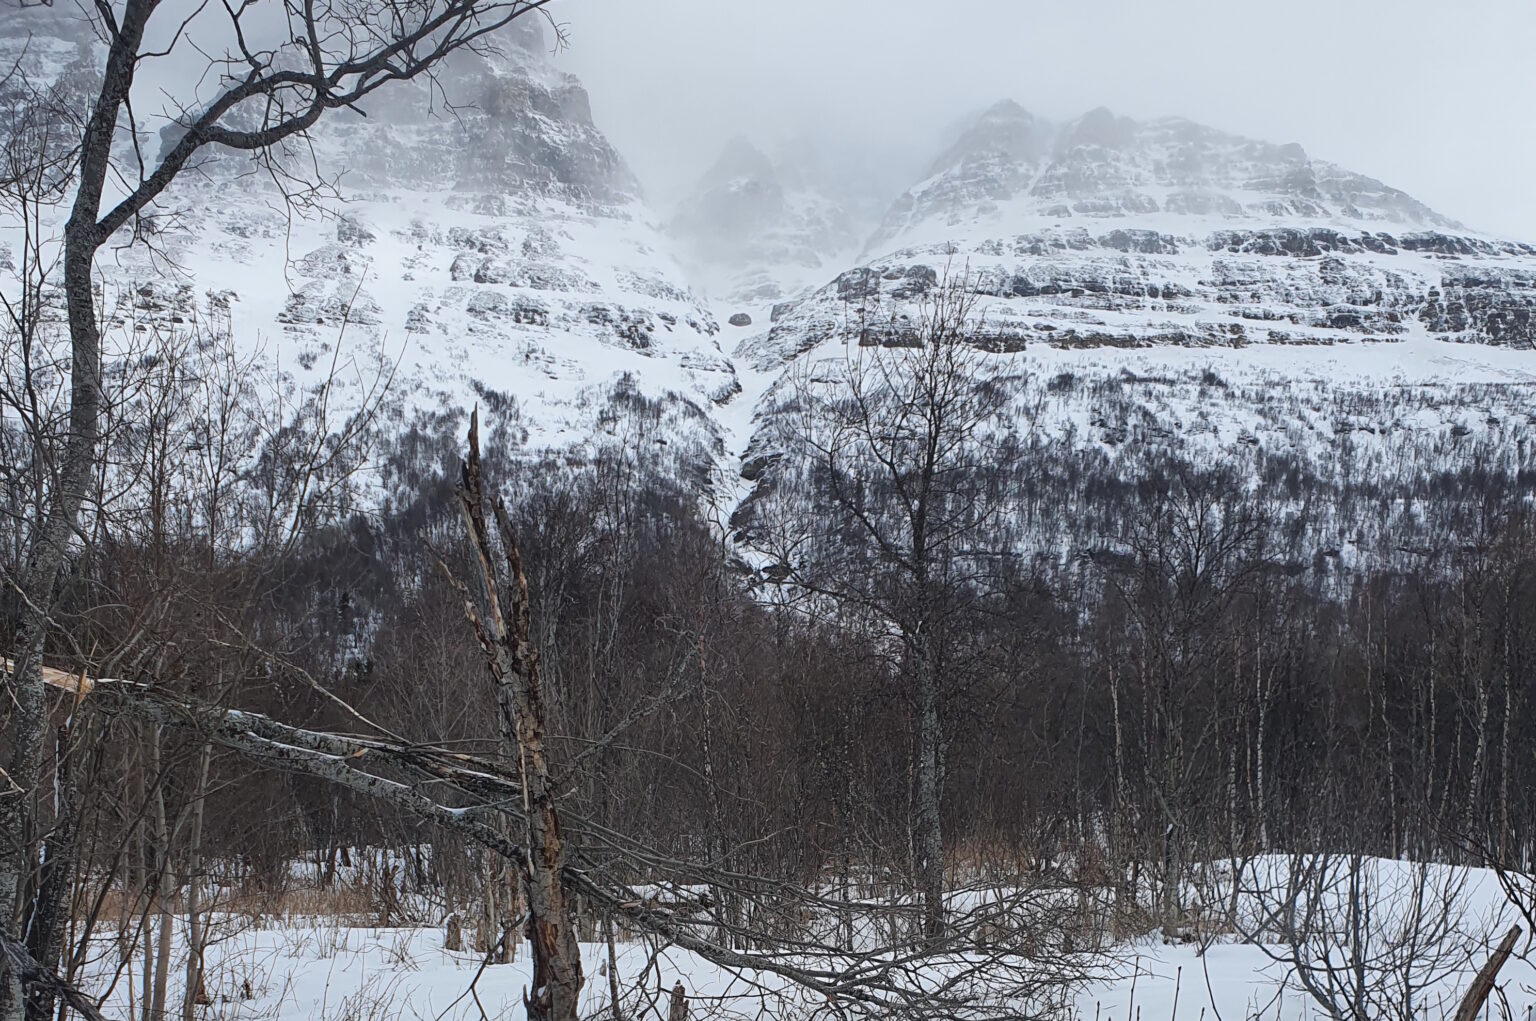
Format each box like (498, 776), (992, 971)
(448, 410), (583, 1021)
(57, 675), (957, 1017)
(1453, 924), (1521, 1021)
(668, 981), (688, 1021)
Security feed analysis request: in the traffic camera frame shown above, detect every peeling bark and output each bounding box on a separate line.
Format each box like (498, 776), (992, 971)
(446, 412), (582, 1021)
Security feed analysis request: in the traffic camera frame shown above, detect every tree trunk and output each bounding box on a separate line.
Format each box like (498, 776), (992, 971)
(448, 413), (582, 1021)
(151, 874), (173, 1021)
(1453, 925), (1521, 1021)
(0, 658), (42, 1021)
(148, 731), (173, 1021)
(1109, 659), (1132, 921)
(2, 7), (148, 1016)
(181, 741), (212, 1021)
(604, 913), (622, 1021)
(695, 615), (728, 949)
(128, 753), (146, 1021)
(1499, 583), (1513, 862)
(501, 869), (521, 963)
(1253, 630), (1268, 848)
(667, 982), (687, 1021)
(1, 246), (99, 1021)
(912, 627), (945, 940)
(19, 724), (75, 1021)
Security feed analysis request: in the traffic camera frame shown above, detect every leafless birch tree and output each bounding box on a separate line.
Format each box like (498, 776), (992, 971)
(747, 266), (1029, 939)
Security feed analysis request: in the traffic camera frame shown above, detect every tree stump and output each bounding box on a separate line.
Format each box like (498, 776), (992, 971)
(667, 982), (688, 1021)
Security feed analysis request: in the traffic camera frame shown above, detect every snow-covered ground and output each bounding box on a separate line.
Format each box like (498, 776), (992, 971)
(79, 858), (1536, 1021)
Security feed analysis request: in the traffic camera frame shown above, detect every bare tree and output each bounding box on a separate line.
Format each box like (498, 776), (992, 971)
(1235, 851), (1498, 1021)
(748, 266), (1027, 938)
(1093, 469), (1269, 929)
(438, 411), (584, 1021)
(0, 1), (558, 1017)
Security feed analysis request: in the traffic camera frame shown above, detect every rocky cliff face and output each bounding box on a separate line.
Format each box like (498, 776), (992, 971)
(742, 101), (1536, 362)
(0, 9), (738, 470)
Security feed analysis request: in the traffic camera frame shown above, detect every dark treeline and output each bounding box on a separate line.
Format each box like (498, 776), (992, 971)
(19, 397), (1536, 939)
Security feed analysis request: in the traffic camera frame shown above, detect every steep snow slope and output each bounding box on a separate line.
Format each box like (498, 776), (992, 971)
(0, 11), (739, 467)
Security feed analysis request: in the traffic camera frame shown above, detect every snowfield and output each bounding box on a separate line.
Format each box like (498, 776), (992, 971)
(77, 857), (1536, 1021)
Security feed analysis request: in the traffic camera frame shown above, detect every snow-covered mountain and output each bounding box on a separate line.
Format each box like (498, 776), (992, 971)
(762, 100), (1531, 359)
(0, 10), (739, 470)
(730, 101), (1536, 564)
(6, 3), (1536, 562)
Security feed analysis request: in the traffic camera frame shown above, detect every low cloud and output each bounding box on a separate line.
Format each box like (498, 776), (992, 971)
(555, 0), (1536, 238)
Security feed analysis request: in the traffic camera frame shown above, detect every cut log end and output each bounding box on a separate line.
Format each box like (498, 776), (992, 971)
(9, 657), (96, 696)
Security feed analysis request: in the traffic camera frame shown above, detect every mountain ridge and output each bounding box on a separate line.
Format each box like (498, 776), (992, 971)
(865, 100), (1461, 259)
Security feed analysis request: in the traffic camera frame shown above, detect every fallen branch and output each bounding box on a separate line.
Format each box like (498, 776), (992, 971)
(42, 670), (1086, 1019)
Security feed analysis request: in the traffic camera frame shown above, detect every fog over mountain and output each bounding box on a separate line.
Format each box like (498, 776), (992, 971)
(555, 0), (1536, 242)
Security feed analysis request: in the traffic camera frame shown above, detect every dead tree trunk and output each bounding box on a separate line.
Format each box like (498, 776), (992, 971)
(441, 412), (582, 1021)
(1453, 925), (1521, 1021)
(667, 981), (688, 1021)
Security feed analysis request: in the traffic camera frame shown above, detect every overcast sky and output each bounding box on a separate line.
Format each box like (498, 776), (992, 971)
(554, 0), (1536, 238)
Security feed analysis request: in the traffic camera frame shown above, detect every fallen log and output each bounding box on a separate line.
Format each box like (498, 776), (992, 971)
(39, 669), (1085, 1019)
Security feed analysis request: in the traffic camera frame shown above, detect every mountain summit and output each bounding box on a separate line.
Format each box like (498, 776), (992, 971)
(869, 102), (1456, 253)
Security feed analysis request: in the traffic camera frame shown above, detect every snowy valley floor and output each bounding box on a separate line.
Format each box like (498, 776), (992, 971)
(77, 859), (1536, 1021)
